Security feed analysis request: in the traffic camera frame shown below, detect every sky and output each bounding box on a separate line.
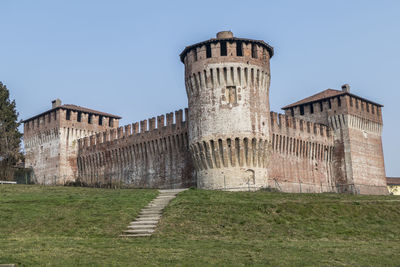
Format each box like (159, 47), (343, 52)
(1, 0), (399, 176)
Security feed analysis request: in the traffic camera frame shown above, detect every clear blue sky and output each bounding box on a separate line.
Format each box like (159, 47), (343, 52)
(1, 0), (399, 176)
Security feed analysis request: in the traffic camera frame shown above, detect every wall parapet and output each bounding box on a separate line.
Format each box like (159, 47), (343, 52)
(78, 108), (188, 150)
(270, 112), (331, 139)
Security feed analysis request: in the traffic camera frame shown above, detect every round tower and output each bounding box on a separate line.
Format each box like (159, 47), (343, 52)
(180, 31), (274, 190)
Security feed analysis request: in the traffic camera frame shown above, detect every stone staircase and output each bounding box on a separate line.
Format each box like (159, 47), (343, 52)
(120, 189), (187, 237)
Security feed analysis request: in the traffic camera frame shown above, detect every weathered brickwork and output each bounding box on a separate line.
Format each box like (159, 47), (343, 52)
(77, 110), (195, 188)
(23, 31), (388, 194)
(24, 100), (120, 184)
(268, 112), (335, 193)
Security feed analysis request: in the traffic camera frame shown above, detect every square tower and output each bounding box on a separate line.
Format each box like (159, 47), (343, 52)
(23, 99), (121, 184)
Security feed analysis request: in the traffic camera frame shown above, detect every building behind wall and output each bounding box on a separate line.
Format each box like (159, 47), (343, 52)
(23, 31), (388, 194)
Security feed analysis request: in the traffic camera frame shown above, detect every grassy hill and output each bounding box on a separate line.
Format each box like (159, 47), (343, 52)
(1, 185), (399, 266)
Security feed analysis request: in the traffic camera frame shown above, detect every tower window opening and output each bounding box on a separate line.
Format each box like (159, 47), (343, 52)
(193, 49), (197, 61)
(220, 41), (227, 56)
(300, 105), (304, 115)
(310, 104), (314, 114)
(99, 115), (103, 125)
(88, 114), (92, 124)
(262, 48), (267, 60)
(338, 97), (341, 107)
(236, 41), (243, 56)
(291, 108), (294, 117)
(350, 97), (353, 107)
(251, 44), (258, 58)
(77, 112), (82, 122)
(109, 118), (114, 127)
(206, 44), (212, 58)
(320, 102), (323, 111)
(328, 100), (332, 109)
(66, 110), (71, 120)
(226, 86), (237, 104)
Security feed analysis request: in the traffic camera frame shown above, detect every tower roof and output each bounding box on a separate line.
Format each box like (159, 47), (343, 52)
(23, 103), (121, 123)
(180, 31), (274, 63)
(282, 88), (383, 110)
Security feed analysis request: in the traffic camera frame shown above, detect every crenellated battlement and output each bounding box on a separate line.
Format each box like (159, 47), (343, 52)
(270, 112), (331, 139)
(78, 108), (188, 150)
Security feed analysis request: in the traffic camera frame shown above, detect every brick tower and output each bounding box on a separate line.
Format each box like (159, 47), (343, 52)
(180, 31), (274, 190)
(23, 99), (120, 184)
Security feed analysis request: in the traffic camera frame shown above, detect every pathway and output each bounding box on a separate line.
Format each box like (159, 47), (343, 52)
(120, 188), (187, 237)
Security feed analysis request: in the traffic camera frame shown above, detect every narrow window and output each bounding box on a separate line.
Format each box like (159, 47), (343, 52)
(366, 103), (370, 112)
(300, 105), (304, 115)
(338, 97), (341, 107)
(53, 111), (56, 120)
(371, 105), (375, 114)
(310, 104), (314, 114)
(99, 115), (103, 125)
(262, 48), (267, 60)
(350, 97), (353, 107)
(77, 112), (82, 122)
(320, 102), (323, 111)
(88, 114), (92, 124)
(109, 118), (113, 127)
(236, 41), (243, 56)
(48, 113), (51, 123)
(66, 110), (71, 120)
(206, 44), (212, 58)
(251, 44), (258, 58)
(226, 86), (237, 104)
(291, 108), (294, 117)
(355, 99), (359, 109)
(220, 41), (227, 56)
(193, 49), (197, 61)
(328, 100), (332, 109)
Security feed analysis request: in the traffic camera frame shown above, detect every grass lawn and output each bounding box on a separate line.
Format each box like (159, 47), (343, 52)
(0, 185), (399, 266)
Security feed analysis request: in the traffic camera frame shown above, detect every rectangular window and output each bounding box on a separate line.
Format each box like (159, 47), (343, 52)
(88, 114), (92, 124)
(109, 118), (113, 127)
(77, 112), (82, 122)
(206, 44), (212, 58)
(226, 86), (237, 104)
(99, 115), (103, 125)
(66, 110), (71, 120)
(251, 44), (258, 58)
(300, 105), (304, 115)
(320, 102), (323, 111)
(310, 104), (314, 114)
(220, 41), (227, 56)
(236, 41), (243, 56)
(193, 50), (197, 61)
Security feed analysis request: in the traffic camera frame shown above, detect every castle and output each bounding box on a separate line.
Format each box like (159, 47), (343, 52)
(23, 31), (388, 194)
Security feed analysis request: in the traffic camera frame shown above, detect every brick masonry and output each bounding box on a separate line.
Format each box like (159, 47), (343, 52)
(23, 32), (388, 194)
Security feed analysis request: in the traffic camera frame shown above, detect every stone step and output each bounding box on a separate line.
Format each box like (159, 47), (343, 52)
(120, 234), (152, 238)
(130, 220), (158, 225)
(128, 224), (156, 230)
(124, 229), (155, 234)
(135, 217), (161, 221)
(139, 210), (161, 215)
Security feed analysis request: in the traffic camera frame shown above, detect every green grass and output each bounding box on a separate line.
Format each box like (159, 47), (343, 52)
(1, 185), (400, 266)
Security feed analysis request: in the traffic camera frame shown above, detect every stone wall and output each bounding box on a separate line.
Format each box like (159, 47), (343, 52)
(77, 109), (195, 188)
(268, 112), (335, 193)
